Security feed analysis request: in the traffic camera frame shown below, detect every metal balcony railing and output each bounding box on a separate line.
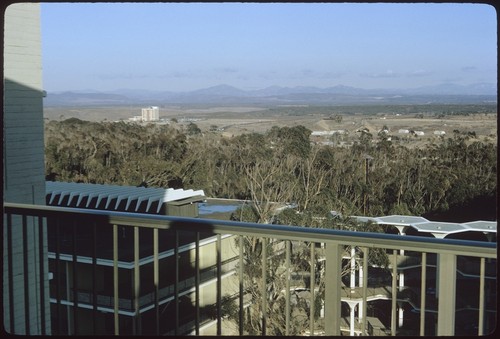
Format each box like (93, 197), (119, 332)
(3, 202), (496, 336)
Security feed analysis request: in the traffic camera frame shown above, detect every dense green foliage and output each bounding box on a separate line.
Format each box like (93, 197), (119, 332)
(45, 118), (496, 219)
(45, 117), (496, 335)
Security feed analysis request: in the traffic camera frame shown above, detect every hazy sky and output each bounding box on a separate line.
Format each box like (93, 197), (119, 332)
(41, 2), (497, 92)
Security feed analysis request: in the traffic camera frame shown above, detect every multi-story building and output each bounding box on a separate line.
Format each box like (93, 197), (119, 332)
(141, 106), (159, 122)
(44, 181), (240, 335)
(340, 215), (497, 336)
(3, 3), (51, 334)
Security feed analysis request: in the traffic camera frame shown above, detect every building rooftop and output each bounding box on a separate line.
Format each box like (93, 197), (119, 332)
(351, 214), (497, 236)
(46, 181), (205, 214)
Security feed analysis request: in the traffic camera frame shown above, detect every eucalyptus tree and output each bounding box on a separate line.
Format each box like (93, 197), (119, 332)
(241, 152), (299, 223)
(293, 145), (329, 212)
(229, 206), (390, 335)
(267, 125), (312, 159)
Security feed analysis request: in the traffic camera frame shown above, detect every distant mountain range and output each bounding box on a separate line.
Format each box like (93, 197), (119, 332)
(44, 83), (497, 106)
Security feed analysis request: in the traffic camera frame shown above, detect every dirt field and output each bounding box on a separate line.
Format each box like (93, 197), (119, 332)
(44, 104), (497, 145)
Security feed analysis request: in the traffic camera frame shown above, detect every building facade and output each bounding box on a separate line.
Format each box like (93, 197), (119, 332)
(141, 106), (159, 122)
(45, 182), (240, 335)
(3, 3), (51, 334)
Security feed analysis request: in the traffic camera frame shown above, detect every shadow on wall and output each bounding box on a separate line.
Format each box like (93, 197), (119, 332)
(3, 78), (46, 202)
(3, 77), (48, 334)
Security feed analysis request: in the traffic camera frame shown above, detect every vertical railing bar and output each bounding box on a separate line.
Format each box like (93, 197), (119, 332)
(238, 235), (244, 335)
(310, 242), (315, 336)
(7, 213), (15, 334)
(362, 247), (368, 336)
(91, 222), (98, 334)
(437, 253), (456, 335)
(38, 216), (46, 335)
(216, 234), (222, 335)
(22, 215), (30, 334)
(55, 219), (62, 335)
(324, 242), (342, 335)
(195, 232), (200, 335)
(134, 226), (140, 334)
(72, 221), (78, 335)
(113, 224), (119, 335)
(391, 249), (397, 336)
(174, 230), (179, 335)
(478, 257), (485, 335)
(154, 228), (159, 336)
(261, 237), (267, 336)
(30, 187), (37, 334)
(420, 252), (427, 336)
(285, 240), (290, 336)
(90, 222), (97, 334)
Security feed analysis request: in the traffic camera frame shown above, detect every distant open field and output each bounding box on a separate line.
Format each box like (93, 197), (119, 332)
(44, 104), (497, 145)
(43, 105), (269, 122)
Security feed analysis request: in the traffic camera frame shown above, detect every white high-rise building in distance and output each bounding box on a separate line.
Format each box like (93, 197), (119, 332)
(141, 106), (159, 121)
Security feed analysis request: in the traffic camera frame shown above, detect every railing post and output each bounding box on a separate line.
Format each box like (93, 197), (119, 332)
(72, 222), (78, 335)
(238, 235), (244, 335)
(113, 224), (119, 335)
(361, 247), (368, 336)
(261, 237), (267, 336)
(195, 232), (200, 335)
(55, 220), (62, 335)
(420, 252), (427, 336)
(133, 226), (141, 334)
(324, 242), (342, 336)
(37, 216), (46, 335)
(216, 234), (222, 335)
(391, 249), (397, 336)
(92, 222), (98, 334)
(285, 240), (290, 335)
(6, 213), (15, 334)
(153, 228), (159, 335)
(22, 215), (30, 334)
(174, 230), (179, 335)
(437, 253), (456, 335)
(478, 257), (485, 335)
(310, 242), (315, 335)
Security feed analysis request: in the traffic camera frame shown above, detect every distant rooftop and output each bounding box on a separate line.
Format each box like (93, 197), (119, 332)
(351, 214), (497, 236)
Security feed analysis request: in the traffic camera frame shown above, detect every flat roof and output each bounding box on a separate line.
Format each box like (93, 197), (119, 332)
(351, 214), (496, 236)
(46, 181), (205, 214)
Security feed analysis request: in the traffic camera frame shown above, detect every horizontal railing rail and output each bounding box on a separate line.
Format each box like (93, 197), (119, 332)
(5, 202), (495, 256)
(4, 202), (496, 336)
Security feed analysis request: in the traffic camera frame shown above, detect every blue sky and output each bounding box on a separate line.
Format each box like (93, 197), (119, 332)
(40, 2), (497, 92)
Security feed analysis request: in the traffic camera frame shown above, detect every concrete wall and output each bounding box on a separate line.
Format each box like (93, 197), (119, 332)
(3, 3), (50, 334)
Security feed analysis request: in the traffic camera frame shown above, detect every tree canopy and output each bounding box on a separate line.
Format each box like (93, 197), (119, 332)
(45, 119), (497, 219)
